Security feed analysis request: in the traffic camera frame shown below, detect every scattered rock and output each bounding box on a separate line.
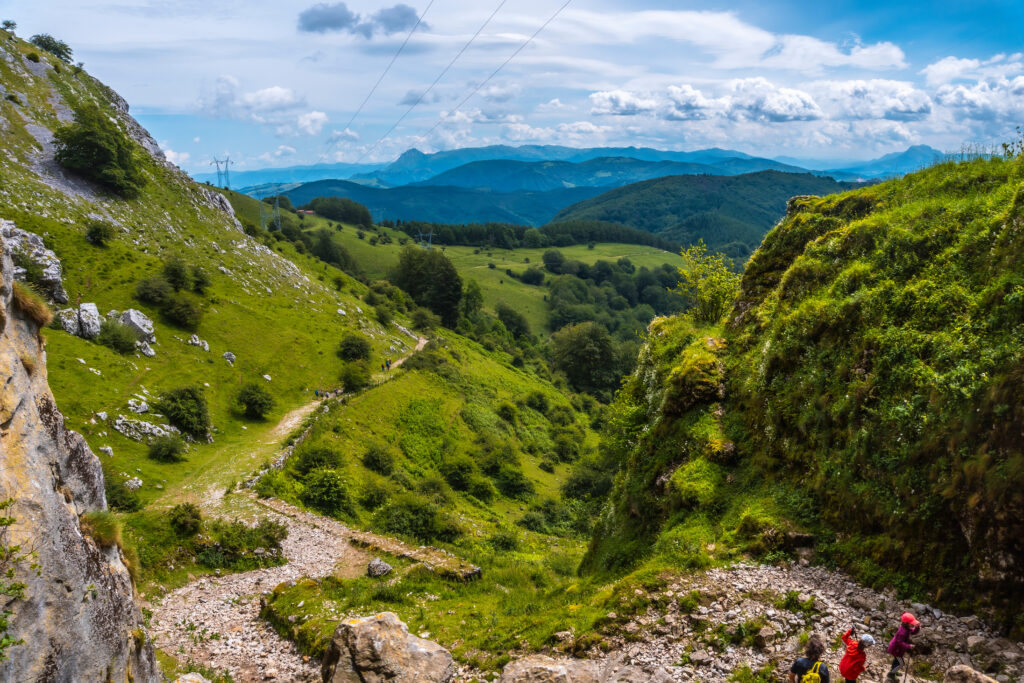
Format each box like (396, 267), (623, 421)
(124, 477), (143, 491)
(944, 666), (999, 683)
(223, 351), (235, 364)
(187, 334), (210, 352)
(263, 374), (272, 382)
(173, 674), (212, 683)
(137, 340), (156, 357)
(56, 303), (103, 339)
(367, 558), (393, 578)
(95, 411), (108, 421)
(322, 612), (455, 683)
(499, 653), (672, 683)
(128, 398), (149, 414)
(2, 219), (68, 303)
(119, 309), (156, 342)
(112, 415), (178, 442)
(99, 446), (113, 457)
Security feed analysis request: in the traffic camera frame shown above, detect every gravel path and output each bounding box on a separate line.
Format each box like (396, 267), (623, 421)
(150, 500), (360, 682)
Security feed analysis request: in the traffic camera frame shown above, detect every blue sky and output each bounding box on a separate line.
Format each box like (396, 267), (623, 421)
(4, 0), (1023, 172)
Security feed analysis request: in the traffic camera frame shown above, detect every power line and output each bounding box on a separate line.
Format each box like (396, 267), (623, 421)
(357, 0), (509, 163)
(421, 0), (572, 142)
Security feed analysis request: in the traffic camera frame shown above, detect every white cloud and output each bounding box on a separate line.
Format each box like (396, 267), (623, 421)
(192, 136), (201, 143)
(198, 76), (306, 124)
(536, 98), (568, 112)
(242, 86), (304, 112)
(664, 84), (719, 120)
(726, 78), (822, 122)
(442, 108), (523, 125)
(258, 144), (298, 163)
(589, 90), (658, 116)
(921, 53), (1023, 86)
(478, 84), (521, 103)
(815, 79), (932, 121)
(297, 110), (328, 135)
(330, 128), (360, 142)
(164, 149), (190, 166)
(935, 76), (1024, 122)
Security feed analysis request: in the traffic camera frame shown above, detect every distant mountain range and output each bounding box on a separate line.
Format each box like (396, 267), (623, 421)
(192, 161), (385, 188)
(281, 179), (606, 226)
(554, 171), (860, 257)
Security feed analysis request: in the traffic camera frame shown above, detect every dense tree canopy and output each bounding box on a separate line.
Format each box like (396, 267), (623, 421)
(550, 322), (622, 397)
(391, 246), (463, 327)
(54, 105), (144, 197)
(302, 196), (372, 228)
(29, 33), (72, 62)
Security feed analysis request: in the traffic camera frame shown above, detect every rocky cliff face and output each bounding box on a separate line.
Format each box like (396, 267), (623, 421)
(0, 235), (157, 680)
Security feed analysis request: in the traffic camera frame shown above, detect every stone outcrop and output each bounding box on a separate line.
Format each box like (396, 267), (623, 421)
(943, 666), (999, 683)
(0, 234), (158, 680)
(321, 612), (456, 682)
(498, 654), (672, 683)
(119, 308), (155, 342)
(56, 302), (102, 339)
(1, 219), (68, 304)
(367, 557), (392, 577)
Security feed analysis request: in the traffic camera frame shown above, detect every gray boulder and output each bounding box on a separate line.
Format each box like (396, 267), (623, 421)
(322, 612), (455, 683)
(499, 653), (672, 683)
(137, 341), (156, 357)
(367, 558), (393, 577)
(223, 351), (235, 364)
(944, 666), (999, 683)
(2, 219), (68, 303)
(120, 308), (155, 342)
(56, 303), (103, 339)
(187, 334), (209, 352)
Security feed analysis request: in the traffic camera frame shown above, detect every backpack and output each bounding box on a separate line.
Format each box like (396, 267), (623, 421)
(801, 662), (823, 683)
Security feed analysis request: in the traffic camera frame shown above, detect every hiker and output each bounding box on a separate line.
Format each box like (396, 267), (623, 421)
(314, 389), (319, 398)
(886, 612), (921, 679)
(789, 633), (830, 683)
(839, 625), (874, 682)
(386, 358), (391, 371)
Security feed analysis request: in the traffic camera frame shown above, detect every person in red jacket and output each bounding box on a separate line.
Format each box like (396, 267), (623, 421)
(839, 626), (875, 682)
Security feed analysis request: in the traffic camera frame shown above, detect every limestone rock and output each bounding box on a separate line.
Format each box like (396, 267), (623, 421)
(56, 302), (103, 338)
(125, 477), (143, 491)
(498, 654), (672, 683)
(187, 334), (209, 352)
(1, 219), (68, 303)
(112, 415), (178, 442)
(0, 230), (158, 680)
(321, 612), (455, 683)
(367, 558), (393, 577)
(223, 351), (235, 364)
(99, 446), (113, 457)
(137, 340), (156, 357)
(944, 666), (999, 683)
(174, 674), (212, 683)
(120, 308), (155, 342)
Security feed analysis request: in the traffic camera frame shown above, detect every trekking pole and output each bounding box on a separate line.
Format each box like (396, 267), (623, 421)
(902, 654), (912, 683)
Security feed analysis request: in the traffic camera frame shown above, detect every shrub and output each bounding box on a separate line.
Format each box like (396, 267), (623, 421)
(374, 305), (392, 326)
(105, 479), (142, 512)
(468, 476), (496, 503)
(293, 445), (342, 476)
(410, 307), (440, 330)
(134, 275), (171, 305)
(237, 382), (274, 419)
(80, 511), (121, 548)
(374, 493), (460, 543)
(496, 402), (518, 423)
(85, 220), (116, 246)
(518, 510), (547, 533)
(358, 479), (391, 511)
(96, 319), (139, 354)
(157, 386), (209, 438)
(54, 104), (144, 197)
(163, 255), (192, 291)
(494, 465), (535, 500)
(337, 332), (372, 361)
(25, 51), (39, 62)
(416, 476), (453, 505)
(148, 434), (186, 462)
(362, 444), (395, 475)
(12, 282), (53, 327)
(539, 459), (556, 474)
(169, 503), (202, 536)
(340, 362), (371, 392)
(191, 266), (211, 294)
(302, 468), (354, 516)
(161, 292), (202, 329)
(489, 528), (519, 551)
(525, 391), (549, 413)
(199, 518), (288, 568)
(439, 454), (476, 491)
(561, 460), (613, 500)
(29, 33), (72, 62)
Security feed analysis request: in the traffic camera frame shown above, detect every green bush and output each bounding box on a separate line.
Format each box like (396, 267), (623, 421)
(539, 459), (556, 474)
(163, 255), (192, 291)
(374, 493), (460, 543)
(135, 275), (171, 305)
(105, 478), (142, 512)
(374, 305), (392, 326)
(54, 104), (144, 197)
(191, 266), (211, 294)
(169, 503), (202, 536)
(410, 307), (440, 330)
(157, 385), (209, 438)
(416, 475), (453, 505)
(489, 528), (519, 551)
(96, 319), (139, 355)
(358, 479), (391, 511)
(362, 444), (394, 475)
(494, 465), (535, 500)
(80, 511), (122, 548)
(496, 402), (518, 423)
(29, 33), (72, 62)
(467, 476), (496, 503)
(293, 445), (342, 477)
(161, 292), (202, 329)
(85, 220), (116, 246)
(198, 518), (287, 569)
(340, 362), (371, 392)
(148, 434), (186, 462)
(26, 51), (39, 62)
(439, 454), (476, 491)
(302, 468), (354, 516)
(336, 332), (372, 361)
(237, 382), (274, 419)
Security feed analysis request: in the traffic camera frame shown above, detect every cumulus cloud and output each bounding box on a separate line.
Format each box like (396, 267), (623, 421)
(198, 76), (305, 121)
(536, 98), (568, 112)
(243, 86), (304, 112)
(921, 53), (1023, 86)
(297, 110), (328, 135)
(398, 89), (442, 106)
(159, 141), (190, 167)
(664, 84), (719, 120)
(479, 84), (521, 103)
(297, 2), (425, 38)
(726, 78), (822, 122)
(442, 108), (523, 125)
(935, 76), (1024, 122)
(589, 90), (658, 116)
(330, 128), (360, 142)
(815, 79), (932, 121)
(258, 145), (298, 163)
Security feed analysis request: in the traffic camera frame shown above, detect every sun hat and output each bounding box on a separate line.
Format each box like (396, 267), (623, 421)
(901, 612), (920, 627)
(859, 634), (875, 646)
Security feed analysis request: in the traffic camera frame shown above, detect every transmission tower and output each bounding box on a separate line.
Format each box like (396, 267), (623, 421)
(211, 155), (233, 189)
(417, 228), (433, 250)
(258, 191), (268, 231)
(273, 193), (282, 231)
(210, 157), (225, 187)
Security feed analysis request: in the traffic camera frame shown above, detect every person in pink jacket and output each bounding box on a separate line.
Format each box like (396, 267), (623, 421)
(886, 612), (921, 679)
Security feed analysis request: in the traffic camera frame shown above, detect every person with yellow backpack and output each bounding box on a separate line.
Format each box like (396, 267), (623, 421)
(789, 634), (831, 683)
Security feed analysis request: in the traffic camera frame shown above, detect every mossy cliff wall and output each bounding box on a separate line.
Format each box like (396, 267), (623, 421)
(0, 234), (157, 681)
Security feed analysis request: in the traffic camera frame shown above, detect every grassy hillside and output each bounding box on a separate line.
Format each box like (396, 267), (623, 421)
(222, 189), (680, 336)
(583, 154), (1024, 633)
(554, 171), (860, 259)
